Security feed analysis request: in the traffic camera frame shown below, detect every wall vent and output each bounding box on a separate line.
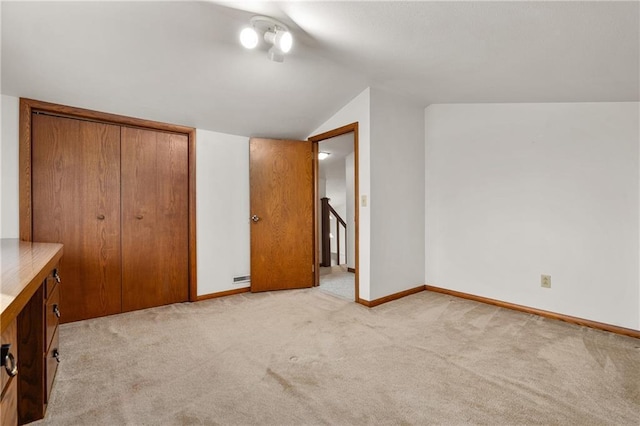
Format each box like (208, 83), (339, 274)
(233, 275), (251, 283)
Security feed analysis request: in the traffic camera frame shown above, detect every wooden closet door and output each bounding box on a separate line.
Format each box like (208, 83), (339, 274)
(32, 114), (122, 322)
(120, 128), (189, 311)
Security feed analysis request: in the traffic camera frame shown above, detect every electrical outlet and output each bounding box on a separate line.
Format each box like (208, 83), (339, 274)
(541, 274), (551, 288)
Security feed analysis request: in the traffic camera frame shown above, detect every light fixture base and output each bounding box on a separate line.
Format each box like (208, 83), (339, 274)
(249, 16), (290, 34)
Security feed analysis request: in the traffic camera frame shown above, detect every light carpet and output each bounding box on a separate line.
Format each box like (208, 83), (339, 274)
(318, 266), (355, 301)
(34, 289), (639, 425)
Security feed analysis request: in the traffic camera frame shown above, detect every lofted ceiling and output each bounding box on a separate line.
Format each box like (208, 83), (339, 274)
(2, 1), (638, 139)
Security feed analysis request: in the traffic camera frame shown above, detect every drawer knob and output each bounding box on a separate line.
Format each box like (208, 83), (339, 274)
(53, 349), (61, 363)
(53, 304), (61, 318)
(1, 344), (18, 377)
(135, 214), (144, 220)
(97, 214), (105, 220)
(53, 269), (61, 284)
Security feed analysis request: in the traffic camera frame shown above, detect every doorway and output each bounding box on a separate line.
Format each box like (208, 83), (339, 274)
(309, 123), (359, 302)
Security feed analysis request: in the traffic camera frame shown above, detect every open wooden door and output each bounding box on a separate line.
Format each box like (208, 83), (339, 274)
(250, 138), (314, 292)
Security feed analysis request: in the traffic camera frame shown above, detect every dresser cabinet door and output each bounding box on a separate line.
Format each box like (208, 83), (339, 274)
(0, 379), (17, 426)
(32, 114), (122, 322)
(1, 320), (18, 426)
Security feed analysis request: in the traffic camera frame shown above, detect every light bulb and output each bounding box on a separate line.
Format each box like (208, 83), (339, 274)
(240, 27), (258, 49)
(265, 29), (293, 54)
(276, 30), (292, 53)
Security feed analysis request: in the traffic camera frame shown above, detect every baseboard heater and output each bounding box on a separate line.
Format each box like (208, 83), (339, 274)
(233, 275), (251, 284)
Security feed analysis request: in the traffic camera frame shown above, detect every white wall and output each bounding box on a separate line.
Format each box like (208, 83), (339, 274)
(1, 95), (19, 238)
(369, 88), (426, 300)
(0, 6), (2, 236)
(325, 178), (346, 212)
(328, 192), (345, 262)
(310, 88), (371, 300)
(196, 129), (251, 296)
(346, 152), (355, 269)
(425, 102), (640, 330)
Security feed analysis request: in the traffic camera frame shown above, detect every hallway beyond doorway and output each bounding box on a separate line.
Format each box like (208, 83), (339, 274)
(318, 265), (355, 301)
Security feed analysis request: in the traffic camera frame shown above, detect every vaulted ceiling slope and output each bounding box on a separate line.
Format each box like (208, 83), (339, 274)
(2, 1), (638, 139)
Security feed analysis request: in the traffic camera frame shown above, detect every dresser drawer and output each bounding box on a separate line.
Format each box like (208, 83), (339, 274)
(45, 326), (60, 404)
(45, 284), (60, 352)
(45, 267), (60, 299)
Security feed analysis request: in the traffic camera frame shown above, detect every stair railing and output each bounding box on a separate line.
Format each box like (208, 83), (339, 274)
(320, 197), (347, 267)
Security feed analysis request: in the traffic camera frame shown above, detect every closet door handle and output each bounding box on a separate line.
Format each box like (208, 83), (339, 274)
(97, 214), (105, 220)
(135, 215), (143, 220)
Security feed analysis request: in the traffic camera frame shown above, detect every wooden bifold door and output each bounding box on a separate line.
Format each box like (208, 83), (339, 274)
(31, 112), (189, 322)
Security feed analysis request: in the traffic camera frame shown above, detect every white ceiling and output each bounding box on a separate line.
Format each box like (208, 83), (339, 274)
(2, 1), (638, 139)
(318, 132), (354, 181)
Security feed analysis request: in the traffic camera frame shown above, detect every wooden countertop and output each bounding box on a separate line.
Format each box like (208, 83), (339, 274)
(1, 239), (63, 332)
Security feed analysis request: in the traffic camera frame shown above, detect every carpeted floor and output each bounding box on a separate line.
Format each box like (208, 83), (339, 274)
(35, 289), (639, 425)
(318, 266), (355, 301)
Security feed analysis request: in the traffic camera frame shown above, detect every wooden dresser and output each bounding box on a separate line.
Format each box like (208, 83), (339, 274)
(1, 239), (63, 425)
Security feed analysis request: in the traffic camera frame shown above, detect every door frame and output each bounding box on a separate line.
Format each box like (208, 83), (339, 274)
(308, 122), (359, 301)
(18, 98), (198, 301)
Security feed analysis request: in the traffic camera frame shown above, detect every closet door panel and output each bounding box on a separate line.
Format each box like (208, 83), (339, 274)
(32, 114), (122, 322)
(121, 128), (189, 311)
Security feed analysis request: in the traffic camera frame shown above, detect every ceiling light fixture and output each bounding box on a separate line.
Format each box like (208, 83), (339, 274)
(318, 152), (330, 160)
(239, 16), (294, 63)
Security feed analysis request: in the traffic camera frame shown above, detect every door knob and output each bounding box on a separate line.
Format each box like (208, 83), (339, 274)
(251, 215), (260, 223)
